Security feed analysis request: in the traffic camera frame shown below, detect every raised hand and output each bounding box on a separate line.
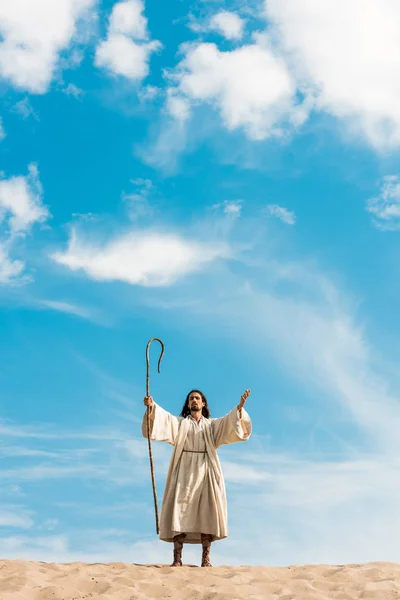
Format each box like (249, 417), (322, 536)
(144, 395), (154, 407)
(238, 389), (251, 410)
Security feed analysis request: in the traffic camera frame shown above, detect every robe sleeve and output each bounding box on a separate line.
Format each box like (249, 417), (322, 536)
(141, 402), (180, 446)
(211, 406), (252, 449)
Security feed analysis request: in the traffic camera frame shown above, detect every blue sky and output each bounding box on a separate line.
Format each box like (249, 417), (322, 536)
(2, 0), (400, 567)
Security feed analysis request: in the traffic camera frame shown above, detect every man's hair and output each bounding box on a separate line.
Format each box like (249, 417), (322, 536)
(180, 389), (211, 419)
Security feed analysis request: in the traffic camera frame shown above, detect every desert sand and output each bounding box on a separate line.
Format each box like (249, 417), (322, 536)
(1, 560), (400, 599)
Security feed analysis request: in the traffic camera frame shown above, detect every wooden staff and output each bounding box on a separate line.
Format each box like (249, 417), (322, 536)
(145, 337), (165, 535)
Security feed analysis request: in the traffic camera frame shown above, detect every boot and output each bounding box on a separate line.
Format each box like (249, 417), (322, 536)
(171, 533), (186, 567)
(201, 534), (212, 567)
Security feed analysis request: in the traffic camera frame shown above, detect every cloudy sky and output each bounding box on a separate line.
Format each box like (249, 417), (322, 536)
(2, 0), (400, 567)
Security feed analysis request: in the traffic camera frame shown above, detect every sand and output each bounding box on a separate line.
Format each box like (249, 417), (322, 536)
(1, 560), (400, 599)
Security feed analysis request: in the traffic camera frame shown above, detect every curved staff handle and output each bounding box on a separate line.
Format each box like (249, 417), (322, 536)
(145, 338), (165, 535)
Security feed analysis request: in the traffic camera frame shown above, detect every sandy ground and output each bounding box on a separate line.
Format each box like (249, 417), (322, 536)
(1, 560), (400, 599)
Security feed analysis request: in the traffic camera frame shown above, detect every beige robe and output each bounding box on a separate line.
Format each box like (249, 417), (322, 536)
(142, 402), (252, 544)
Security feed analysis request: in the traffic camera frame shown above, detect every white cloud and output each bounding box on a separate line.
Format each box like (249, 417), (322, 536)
(51, 229), (231, 286)
(0, 164), (49, 233)
(0, 0), (97, 93)
(366, 175), (400, 230)
(0, 243), (25, 284)
(95, 35), (160, 80)
(209, 11), (245, 41)
(0, 164), (49, 285)
(108, 0), (147, 39)
(266, 0), (400, 149)
(163, 1), (400, 150)
(167, 36), (310, 140)
(266, 204), (296, 224)
(95, 0), (161, 80)
(166, 91), (191, 122)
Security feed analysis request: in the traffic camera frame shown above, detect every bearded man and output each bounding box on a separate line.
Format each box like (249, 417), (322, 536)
(142, 388), (251, 567)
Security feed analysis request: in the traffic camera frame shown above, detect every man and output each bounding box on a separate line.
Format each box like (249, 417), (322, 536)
(142, 388), (251, 567)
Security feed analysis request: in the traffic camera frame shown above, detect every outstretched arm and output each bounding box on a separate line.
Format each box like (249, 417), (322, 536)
(211, 389), (252, 448)
(237, 389), (251, 417)
(142, 396), (180, 445)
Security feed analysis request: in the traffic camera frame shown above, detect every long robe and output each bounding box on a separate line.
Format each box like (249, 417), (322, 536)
(142, 402), (252, 544)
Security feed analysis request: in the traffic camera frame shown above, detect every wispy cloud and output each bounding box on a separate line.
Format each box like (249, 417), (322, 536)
(149, 220), (400, 454)
(39, 299), (97, 321)
(265, 204), (296, 224)
(0, 534), (70, 560)
(212, 199), (243, 219)
(12, 98), (39, 120)
(0, 389), (165, 490)
(62, 83), (84, 99)
(137, 113), (190, 173)
(0, 117), (5, 140)
(125, 241), (400, 563)
(0, 508), (33, 529)
(229, 284), (400, 451)
(0, 445), (61, 458)
(221, 459), (267, 483)
(366, 175), (400, 230)
(0, 164), (50, 284)
(0, 424), (130, 443)
(0, 464), (109, 482)
(2, 321), (400, 567)
(3, 443), (400, 565)
(1, 202), (398, 568)
(222, 447), (400, 565)
(122, 178), (156, 221)
(0, 533), (198, 564)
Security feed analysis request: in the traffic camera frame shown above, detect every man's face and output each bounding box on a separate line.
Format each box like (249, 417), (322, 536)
(188, 392), (205, 412)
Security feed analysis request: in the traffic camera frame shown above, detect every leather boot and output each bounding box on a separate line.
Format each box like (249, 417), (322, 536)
(171, 533), (186, 567)
(201, 534), (212, 567)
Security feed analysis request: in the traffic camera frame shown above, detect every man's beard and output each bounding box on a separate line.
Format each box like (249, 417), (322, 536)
(190, 405), (201, 412)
